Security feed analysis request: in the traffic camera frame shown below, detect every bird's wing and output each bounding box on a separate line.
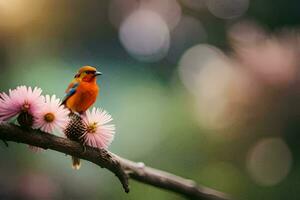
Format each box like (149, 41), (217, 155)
(61, 81), (80, 105)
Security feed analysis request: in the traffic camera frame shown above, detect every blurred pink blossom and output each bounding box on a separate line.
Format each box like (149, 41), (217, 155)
(230, 22), (300, 88)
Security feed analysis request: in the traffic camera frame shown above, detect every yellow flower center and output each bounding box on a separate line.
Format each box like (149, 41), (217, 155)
(87, 122), (98, 133)
(22, 102), (30, 112)
(44, 113), (55, 122)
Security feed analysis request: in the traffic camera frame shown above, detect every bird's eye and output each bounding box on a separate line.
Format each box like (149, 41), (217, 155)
(85, 71), (95, 74)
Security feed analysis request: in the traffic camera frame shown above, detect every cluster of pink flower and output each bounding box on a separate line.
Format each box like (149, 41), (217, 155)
(0, 85), (115, 150)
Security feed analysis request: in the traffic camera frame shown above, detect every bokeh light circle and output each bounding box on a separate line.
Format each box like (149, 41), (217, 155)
(206, 0), (249, 19)
(167, 15), (207, 64)
(235, 37), (299, 88)
(193, 57), (241, 129)
(140, 0), (182, 30)
(247, 137), (293, 186)
(119, 9), (170, 62)
(178, 44), (224, 96)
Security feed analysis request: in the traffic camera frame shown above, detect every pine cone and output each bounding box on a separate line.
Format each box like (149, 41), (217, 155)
(17, 111), (34, 128)
(64, 113), (87, 143)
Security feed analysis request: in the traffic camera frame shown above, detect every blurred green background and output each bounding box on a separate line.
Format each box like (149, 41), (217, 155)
(1, 0), (300, 199)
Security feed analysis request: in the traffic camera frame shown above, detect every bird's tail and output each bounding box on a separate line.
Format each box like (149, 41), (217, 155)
(72, 156), (81, 170)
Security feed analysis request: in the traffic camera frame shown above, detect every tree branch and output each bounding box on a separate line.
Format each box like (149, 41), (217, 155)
(0, 123), (231, 200)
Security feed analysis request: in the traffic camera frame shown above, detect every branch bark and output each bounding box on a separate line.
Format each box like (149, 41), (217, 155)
(0, 123), (231, 200)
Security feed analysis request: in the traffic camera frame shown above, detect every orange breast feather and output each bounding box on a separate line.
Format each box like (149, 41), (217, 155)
(66, 82), (99, 113)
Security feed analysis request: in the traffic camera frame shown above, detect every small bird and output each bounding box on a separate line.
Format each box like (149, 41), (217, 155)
(62, 66), (102, 169)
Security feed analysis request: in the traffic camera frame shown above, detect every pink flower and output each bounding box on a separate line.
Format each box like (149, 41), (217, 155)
(33, 95), (70, 134)
(81, 107), (115, 149)
(0, 86), (44, 122)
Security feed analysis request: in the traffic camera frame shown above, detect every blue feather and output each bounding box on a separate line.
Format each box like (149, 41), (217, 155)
(62, 82), (79, 105)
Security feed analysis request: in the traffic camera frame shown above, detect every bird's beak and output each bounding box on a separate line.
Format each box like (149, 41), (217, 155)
(94, 71), (102, 76)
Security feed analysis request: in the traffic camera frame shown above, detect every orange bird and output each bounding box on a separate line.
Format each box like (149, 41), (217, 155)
(62, 66), (102, 169)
